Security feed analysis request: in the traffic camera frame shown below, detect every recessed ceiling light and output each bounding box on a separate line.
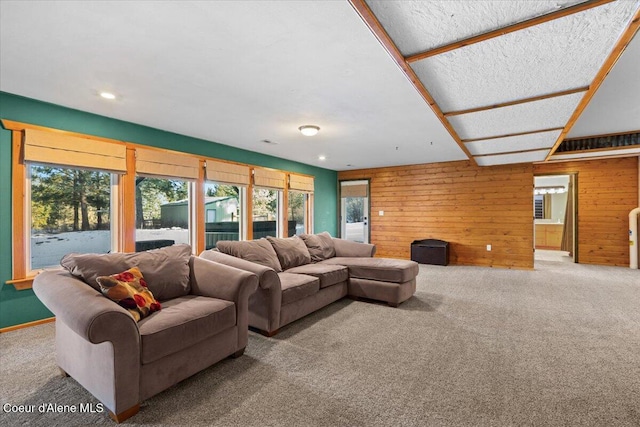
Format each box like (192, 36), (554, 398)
(318, 155), (326, 161)
(100, 91), (116, 100)
(299, 125), (320, 136)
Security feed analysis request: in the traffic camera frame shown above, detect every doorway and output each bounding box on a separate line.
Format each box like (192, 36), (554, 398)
(533, 174), (577, 263)
(339, 180), (369, 243)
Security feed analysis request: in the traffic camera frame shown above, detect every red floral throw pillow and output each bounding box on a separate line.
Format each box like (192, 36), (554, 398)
(96, 267), (161, 322)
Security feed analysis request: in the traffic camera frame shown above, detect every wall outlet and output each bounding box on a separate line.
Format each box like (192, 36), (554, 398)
(379, 210), (384, 216)
(486, 244), (492, 251)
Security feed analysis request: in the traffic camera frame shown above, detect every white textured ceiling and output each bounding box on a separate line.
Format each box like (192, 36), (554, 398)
(466, 130), (563, 156)
(0, 0), (465, 171)
(366, 0), (586, 55)
(1, 0), (639, 170)
(365, 0), (640, 166)
(449, 93), (584, 141)
(568, 31), (640, 138)
(476, 150), (549, 167)
(409, 1), (638, 111)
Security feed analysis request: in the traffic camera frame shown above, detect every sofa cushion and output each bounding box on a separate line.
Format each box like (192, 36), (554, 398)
(286, 264), (349, 289)
(267, 236), (311, 270)
(97, 267), (161, 322)
(278, 273), (319, 305)
(60, 244), (192, 301)
(299, 232), (336, 262)
(319, 257), (419, 284)
(138, 295), (236, 364)
(217, 239), (282, 272)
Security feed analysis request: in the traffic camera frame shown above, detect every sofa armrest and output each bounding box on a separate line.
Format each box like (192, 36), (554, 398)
(332, 238), (377, 257)
(33, 270), (140, 345)
(33, 270), (141, 417)
(189, 256), (258, 349)
(199, 249), (280, 290)
(199, 250), (282, 334)
(189, 256), (258, 302)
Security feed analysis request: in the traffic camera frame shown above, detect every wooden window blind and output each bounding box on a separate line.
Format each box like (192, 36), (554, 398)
(289, 174), (314, 192)
(205, 160), (250, 185)
(23, 128), (127, 172)
(253, 168), (285, 189)
(136, 147), (200, 179)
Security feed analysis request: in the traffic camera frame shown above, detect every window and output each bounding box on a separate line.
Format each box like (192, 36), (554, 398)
(253, 188), (281, 238)
(28, 164), (114, 271)
(134, 147), (199, 250)
(13, 126), (127, 279)
(135, 177), (191, 250)
(288, 173), (314, 236)
(253, 168), (286, 238)
(6, 121), (313, 290)
(204, 182), (245, 249)
(287, 191), (308, 236)
(203, 160), (250, 247)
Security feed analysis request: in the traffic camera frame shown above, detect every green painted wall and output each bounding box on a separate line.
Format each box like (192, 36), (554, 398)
(0, 92), (338, 328)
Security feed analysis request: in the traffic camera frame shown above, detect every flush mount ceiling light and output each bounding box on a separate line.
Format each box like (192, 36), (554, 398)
(298, 125), (320, 136)
(100, 91), (116, 100)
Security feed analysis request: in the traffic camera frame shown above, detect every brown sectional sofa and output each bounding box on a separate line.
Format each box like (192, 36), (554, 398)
(199, 233), (419, 336)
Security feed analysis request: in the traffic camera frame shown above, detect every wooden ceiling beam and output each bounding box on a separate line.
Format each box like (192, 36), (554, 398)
(348, 0), (476, 165)
(545, 7), (640, 160)
(405, 0), (615, 63)
(444, 86), (589, 117)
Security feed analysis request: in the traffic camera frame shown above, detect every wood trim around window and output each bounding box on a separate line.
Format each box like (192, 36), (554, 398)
(11, 128), (27, 282)
(195, 159), (206, 254)
(3, 120), (314, 289)
(121, 147), (138, 253)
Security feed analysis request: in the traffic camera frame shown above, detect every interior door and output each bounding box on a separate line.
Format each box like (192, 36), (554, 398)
(340, 180), (369, 243)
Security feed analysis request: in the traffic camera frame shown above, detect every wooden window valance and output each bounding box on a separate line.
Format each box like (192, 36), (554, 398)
(23, 128), (127, 172)
(253, 168), (285, 189)
(136, 147), (200, 179)
(205, 160), (250, 186)
(289, 174), (314, 192)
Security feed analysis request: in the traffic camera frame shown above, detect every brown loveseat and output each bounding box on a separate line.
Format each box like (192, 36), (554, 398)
(33, 244), (258, 422)
(199, 233), (418, 336)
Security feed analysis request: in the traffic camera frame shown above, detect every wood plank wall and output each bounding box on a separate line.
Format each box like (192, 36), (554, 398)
(535, 157), (638, 266)
(339, 160), (535, 269)
(339, 156), (639, 269)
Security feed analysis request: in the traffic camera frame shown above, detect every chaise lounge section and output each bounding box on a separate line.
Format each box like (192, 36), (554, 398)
(199, 233), (418, 336)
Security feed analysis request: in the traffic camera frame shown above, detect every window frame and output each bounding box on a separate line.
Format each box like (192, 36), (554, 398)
(134, 175), (195, 248)
(202, 181), (247, 249)
(4, 120), (314, 290)
(25, 163), (120, 274)
(6, 122), (131, 290)
(287, 190), (312, 236)
(252, 186), (283, 238)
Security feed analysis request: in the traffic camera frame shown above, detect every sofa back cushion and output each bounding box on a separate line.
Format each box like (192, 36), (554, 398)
(299, 232), (336, 262)
(60, 244), (192, 301)
(266, 236), (311, 270)
(216, 238), (282, 272)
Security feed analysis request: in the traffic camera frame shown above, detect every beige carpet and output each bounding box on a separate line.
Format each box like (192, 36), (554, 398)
(1, 261), (639, 426)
